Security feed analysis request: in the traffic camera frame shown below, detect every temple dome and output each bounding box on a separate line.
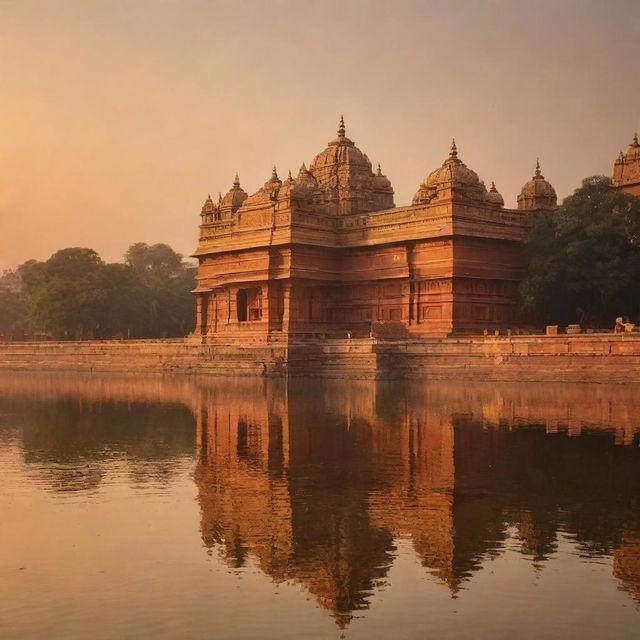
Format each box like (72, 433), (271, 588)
(277, 170), (296, 200)
(613, 132), (640, 190)
(517, 160), (557, 210)
(307, 117), (393, 215)
(201, 194), (216, 215)
(264, 165), (283, 188)
(309, 116), (371, 174)
(413, 140), (486, 204)
(626, 132), (640, 160)
(373, 163), (392, 190)
(220, 174), (248, 216)
(485, 181), (504, 207)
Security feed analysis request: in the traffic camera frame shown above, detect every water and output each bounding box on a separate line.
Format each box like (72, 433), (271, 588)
(1, 372), (639, 640)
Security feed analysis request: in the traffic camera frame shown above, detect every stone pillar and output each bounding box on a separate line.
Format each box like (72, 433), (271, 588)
(195, 294), (203, 336)
(265, 282), (279, 332)
(261, 283), (269, 326)
(205, 294), (215, 335)
(281, 282), (292, 333)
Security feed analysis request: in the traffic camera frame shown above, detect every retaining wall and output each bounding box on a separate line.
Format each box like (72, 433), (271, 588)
(1, 334), (640, 383)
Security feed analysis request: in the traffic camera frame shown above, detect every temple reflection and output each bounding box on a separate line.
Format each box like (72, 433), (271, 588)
(191, 378), (640, 622)
(1, 372), (640, 624)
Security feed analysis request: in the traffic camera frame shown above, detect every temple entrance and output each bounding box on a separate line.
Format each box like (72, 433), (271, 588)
(237, 287), (263, 322)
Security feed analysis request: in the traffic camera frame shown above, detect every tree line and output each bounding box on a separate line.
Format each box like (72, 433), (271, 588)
(0, 243), (196, 340)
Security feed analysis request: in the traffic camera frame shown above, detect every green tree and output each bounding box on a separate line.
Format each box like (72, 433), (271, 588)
(124, 243), (195, 337)
(520, 176), (640, 328)
(100, 263), (147, 338)
(8, 243), (195, 340)
(0, 291), (26, 339)
(20, 248), (111, 339)
(0, 269), (25, 339)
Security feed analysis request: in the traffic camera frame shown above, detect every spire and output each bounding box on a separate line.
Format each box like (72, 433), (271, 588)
(490, 181), (498, 192)
(218, 192), (222, 203)
(300, 162), (307, 172)
(377, 163), (382, 176)
(233, 172), (240, 188)
(534, 158), (542, 178)
(633, 132), (639, 147)
(287, 169), (293, 180)
(272, 165), (279, 180)
(338, 115), (346, 138)
(449, 138), (458, 158)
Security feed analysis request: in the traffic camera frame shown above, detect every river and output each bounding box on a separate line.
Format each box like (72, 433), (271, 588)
(1, 372), (639, 639)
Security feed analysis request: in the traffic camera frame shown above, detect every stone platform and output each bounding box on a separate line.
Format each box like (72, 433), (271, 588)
(1, 333), (640, 383)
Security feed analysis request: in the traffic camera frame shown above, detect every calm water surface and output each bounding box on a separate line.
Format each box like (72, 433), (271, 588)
(1, 372), (640, 639)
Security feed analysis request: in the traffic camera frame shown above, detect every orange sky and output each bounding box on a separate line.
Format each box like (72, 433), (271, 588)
(1, 0), (639, 270)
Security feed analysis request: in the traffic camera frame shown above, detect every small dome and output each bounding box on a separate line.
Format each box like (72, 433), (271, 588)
(413, 140), (485, 204)
(626, 132), (640, 160)
(277, 170), (296, 200)
(265, 165), (283, 188)
(517, 160), (557, 210)
(220, 173), (248, 215)
(373, 163), (393, 191)
(201, 194), (216, 215)
(485, 181), (504, 207)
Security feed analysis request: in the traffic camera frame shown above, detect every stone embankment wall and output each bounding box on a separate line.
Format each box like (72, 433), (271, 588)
(1, 334), (640, 383)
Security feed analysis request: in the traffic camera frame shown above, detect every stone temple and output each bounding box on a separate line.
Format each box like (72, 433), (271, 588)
(192, 118), (557, 339)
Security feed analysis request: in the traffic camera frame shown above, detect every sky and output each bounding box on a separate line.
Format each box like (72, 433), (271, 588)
(0, 0), (639, 270)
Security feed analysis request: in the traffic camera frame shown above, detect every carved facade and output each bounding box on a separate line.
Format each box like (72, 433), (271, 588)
(193, 119), (557, 338)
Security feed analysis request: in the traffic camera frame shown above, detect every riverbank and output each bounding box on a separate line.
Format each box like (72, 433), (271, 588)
(1, 333), (640, 383)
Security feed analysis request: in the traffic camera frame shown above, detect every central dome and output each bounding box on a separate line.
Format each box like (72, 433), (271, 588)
(310, 116), (372, 175)
(307, 117), (394, 215)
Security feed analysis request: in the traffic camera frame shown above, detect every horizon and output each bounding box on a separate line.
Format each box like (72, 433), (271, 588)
(1, 0), (639, 271)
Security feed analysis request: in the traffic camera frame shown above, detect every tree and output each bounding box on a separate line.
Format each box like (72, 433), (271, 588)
(20, 248), (112, 339)
(0, 269), (26, 339)
(100, 263), (147, 338)
(520, 176), (640, 328)
(123, 243), (195, 337)
(7, 243), (195, 340)
(0, 291), (26, 339)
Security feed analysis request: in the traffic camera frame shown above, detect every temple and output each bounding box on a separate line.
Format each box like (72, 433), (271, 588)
(613, 132), (640, 196)
(192, 118), (558, 338)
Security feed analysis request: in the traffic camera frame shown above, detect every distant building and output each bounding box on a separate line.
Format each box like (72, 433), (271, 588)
(613, 132), (640, 196)
(192, 118), (557, 338)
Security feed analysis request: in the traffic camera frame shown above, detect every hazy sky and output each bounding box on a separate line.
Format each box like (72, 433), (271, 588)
(1, 0), (639, 270)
